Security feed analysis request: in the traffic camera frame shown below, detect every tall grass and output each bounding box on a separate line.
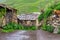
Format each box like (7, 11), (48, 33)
(39, 2), (60, 33)
(2, 22), (36, 32)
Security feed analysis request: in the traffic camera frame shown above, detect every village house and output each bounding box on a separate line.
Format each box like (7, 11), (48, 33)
(0, 4), (17, 26)
(17, 12), (41, 28)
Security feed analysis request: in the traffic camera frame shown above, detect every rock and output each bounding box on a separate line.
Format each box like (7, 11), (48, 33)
(53, 27), (58, 34)
(45, 14), (60, 33)
(51, 15), (56, 18)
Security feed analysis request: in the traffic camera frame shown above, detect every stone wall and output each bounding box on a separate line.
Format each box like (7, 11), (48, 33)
(18, 20), (36, 26)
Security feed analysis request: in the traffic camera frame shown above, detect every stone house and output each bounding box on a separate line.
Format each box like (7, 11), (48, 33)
(0, 4), (17, 26)
(17, 13), (40, 28)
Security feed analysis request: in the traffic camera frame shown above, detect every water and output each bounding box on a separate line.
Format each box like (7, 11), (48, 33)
(0, 30), (36, 40)
(0, 30), (60, 40)
(37, 30), (60, 40)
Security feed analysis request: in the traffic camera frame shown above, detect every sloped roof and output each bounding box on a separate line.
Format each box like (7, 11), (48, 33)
(17, 13), (40, 20)
(0, 4), (17, 11)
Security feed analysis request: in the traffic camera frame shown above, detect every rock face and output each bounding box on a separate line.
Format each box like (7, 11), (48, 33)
(47, 14), (60, 33)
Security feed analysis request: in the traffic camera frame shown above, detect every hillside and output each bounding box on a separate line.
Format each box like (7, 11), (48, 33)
(0, 0), (60, 14)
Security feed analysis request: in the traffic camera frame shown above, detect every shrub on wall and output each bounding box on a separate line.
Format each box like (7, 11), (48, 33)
(41, 25), (54, 33)
(39, 2), (60, 33)
(38, 13), (44, 21)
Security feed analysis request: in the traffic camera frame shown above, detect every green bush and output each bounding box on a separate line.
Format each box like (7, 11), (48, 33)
(40, 8), (53, 32)
(49, 2), (60, 10)
(43, 8), (53, 18)
(39, 2), (60, 33)
(58, 30), (60, 34)
(0, 8), (6, 18)
(57, 27), (60, 34)
(1, 29), (14, 33)
(54, 5), (60, 10)
(41, 25), (54, 33)
(24, 25), (36, 30)
(2, 22), (24, 32)
(2, 22), (36, 32)
(38, 13), (44, 21)
(38, 8), (53, 22)
(3, 22), (23, 30)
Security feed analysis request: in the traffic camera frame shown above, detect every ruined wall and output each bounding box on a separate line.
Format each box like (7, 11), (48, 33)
(2, 9), (17, 26)
(12, 10), (17, 23)
(18, 20), (36, 26)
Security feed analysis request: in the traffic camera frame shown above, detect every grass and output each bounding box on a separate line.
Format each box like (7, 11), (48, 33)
(41, 25), (54, 33)
(0, 0), (60, 33)
(57, 27), (60, 34)
(0, 0), (60, 14)
(2, 22), (36, 32)
(1, 29), (14, 33)
(39, 2), (60, 33)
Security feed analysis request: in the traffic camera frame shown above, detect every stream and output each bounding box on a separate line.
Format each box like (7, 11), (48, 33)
(0, 30), (60, 40)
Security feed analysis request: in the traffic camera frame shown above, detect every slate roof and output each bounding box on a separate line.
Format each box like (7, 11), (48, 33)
(17, 13), (40, 20)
